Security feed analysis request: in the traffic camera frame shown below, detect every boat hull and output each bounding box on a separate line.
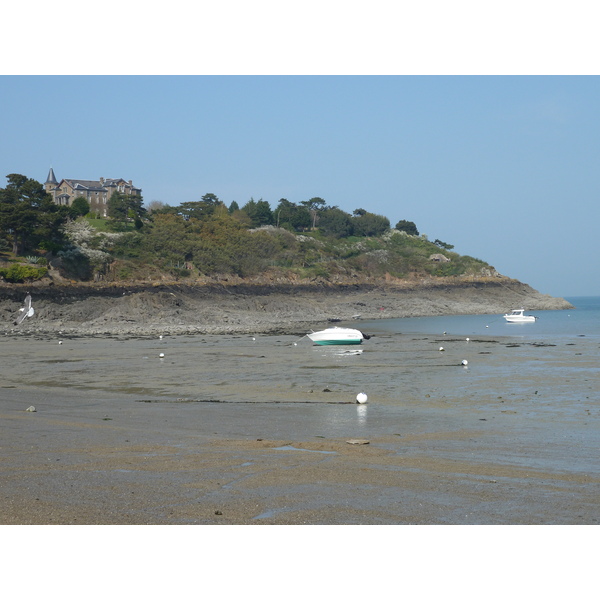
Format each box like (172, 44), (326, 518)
(311, 338), (363, 346)
(307, 327), (365, 345)
(504, 317), (536, 323)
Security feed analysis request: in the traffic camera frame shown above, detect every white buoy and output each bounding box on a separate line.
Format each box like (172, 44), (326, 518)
(356, 392), (368, 404)
(439, 346), (444, 351)
(461, 359), (468, 366)
(58, 341), (63, 345)
(466, 338), (470, 342)
(159, 353), (165, 358)
(159, 335), (163, 339)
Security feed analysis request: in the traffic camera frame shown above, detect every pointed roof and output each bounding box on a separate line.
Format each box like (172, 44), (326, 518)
(45, 167), (58, 185)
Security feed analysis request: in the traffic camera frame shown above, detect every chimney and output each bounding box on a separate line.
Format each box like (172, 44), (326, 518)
(100, 177), (104, 185)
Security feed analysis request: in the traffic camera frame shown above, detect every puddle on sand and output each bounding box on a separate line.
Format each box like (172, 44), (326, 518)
(253, 507), (292, 520)
(272, 445), (337, 455)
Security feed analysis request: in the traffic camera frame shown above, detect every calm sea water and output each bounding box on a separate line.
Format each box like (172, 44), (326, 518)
(359, 296), (600, 340)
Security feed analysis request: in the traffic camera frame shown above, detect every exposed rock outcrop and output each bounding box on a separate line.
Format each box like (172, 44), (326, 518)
(0, 276), (573, 336)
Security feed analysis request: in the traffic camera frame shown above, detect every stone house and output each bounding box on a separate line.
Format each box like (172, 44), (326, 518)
(44, 168), (142, 217)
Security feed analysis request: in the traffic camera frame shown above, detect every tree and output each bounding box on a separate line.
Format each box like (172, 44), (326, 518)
(230, 207), (252, 226)
(275, 199), (311, 231)
(176, 193), (223, 221)
(0, 173), (70, 254)
(198, 193), (222, 218)
(146, 200), (167, 214)
(228, 200), (239, 214)
(301, 197), (326, 229)
(274, 198), (294, 227)
(107, 192), (128, 224)
(70, 196), (90, 217)
(201, 193), (220, 205)
(241, 198), (274, 228)
(318, 207), (354, 238)
(141, 212), (198, 266)
(353, 211), (390, 237)
(107, 191), (146, 228)
(395, 219), (419, 236)
(434, 239), (454, 250)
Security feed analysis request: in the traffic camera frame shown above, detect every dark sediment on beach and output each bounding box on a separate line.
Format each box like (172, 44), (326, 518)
(0, 276), (573, 336)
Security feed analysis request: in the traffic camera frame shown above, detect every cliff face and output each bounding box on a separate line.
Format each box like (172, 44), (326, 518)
(0, 276), (573, 336)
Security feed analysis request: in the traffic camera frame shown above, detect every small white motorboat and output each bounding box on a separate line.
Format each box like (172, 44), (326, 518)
(503, 308), (537, 323)
(307, 327), (369, 345)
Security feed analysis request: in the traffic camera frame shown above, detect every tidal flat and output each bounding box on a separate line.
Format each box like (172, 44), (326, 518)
(1, 331), (598, 524)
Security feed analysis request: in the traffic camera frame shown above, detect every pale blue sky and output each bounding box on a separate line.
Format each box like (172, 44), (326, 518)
(1, 75), (598, 297)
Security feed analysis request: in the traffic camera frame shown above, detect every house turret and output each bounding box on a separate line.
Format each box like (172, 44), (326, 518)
(44, 167), (58, 193)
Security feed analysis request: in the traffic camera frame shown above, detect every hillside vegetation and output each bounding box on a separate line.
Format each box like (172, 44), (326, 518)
(1, 174), (496, 285)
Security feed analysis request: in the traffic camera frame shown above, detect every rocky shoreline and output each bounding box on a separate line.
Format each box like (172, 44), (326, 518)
(0, 277), (573, 336)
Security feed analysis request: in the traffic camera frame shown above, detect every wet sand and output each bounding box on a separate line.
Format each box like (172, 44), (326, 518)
(1, 329), (598, 525)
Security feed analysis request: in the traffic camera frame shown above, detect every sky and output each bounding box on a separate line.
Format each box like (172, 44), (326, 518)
(1, 3), (599, 299)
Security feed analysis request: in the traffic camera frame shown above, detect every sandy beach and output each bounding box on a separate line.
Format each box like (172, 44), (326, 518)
(1, 326), (598, 525)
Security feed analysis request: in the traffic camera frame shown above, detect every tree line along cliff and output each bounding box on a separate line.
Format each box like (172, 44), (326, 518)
(1, 173), (497, 286)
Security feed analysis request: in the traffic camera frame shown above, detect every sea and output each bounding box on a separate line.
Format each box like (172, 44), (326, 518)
(358, 296), (600, 340)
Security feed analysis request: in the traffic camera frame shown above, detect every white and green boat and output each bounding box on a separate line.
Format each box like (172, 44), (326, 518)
(307, 327), (369, 346)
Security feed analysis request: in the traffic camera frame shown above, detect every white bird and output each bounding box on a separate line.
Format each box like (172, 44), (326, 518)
(14, 294), (34, 325)
(356, 392), (368, 404)
(461, 359), (468, 366)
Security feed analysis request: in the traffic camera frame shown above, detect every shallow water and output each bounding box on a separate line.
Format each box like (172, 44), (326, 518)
(358, 295), (600, 339)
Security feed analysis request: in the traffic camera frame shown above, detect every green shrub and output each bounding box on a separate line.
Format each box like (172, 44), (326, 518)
(170, 267), (192, 279)
(308, 265), (330, 279)
(117, 266), (132, 280)
(0, 264), (48, 282)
